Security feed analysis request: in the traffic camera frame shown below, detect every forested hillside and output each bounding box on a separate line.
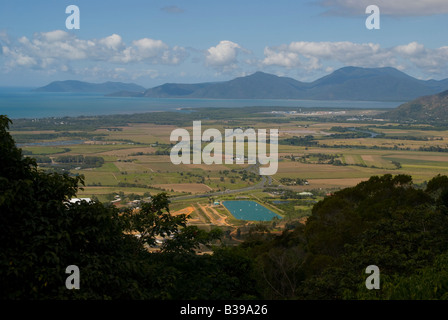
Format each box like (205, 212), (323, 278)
(383, 89), (448, 123)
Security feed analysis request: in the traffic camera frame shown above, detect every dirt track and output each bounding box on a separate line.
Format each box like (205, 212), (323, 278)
(171, 206), (195, 217)
(197, 203), (231, 226)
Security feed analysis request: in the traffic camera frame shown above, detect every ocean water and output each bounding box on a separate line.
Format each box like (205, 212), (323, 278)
(0, 87), (404, 119)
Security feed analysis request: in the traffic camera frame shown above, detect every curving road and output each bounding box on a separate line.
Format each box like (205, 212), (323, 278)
(170, 163), (274, 201)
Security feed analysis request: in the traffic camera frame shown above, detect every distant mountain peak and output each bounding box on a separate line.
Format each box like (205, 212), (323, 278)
(250, 71), (276, 76)
(328, 66), (408, 77)
(234, 71), (281, 80)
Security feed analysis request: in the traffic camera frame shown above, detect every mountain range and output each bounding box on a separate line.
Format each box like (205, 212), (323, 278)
(35, 67), (448, 103)
(106, 67), (448, 101)
(34, 80), (145, 94)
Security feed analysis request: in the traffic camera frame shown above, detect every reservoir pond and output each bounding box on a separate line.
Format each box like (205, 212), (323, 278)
(222, 200), (282, 221)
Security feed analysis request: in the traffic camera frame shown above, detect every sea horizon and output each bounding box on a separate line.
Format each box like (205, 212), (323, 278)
(0, 87), (404, 120)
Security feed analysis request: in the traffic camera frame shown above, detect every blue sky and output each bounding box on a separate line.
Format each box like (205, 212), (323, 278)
(1, 0), (448, 87)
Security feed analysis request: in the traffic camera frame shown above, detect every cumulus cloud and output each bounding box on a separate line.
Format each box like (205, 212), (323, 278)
(205, 40), (243, 70)
(262, 48), (301, 68)
(98, 34), (124, 51)
(3, 29), (448, 82)
(39, 30), (69, 42)
(318, 0), (448, 16)
(117, 38), (169, 63)
(11, 52), (37, 67)
(1, 30), (187, 71)
(15, 31), (91, 61)
(263, 41), (390, 70)
(393, 42), (448, 75)
(262, 41), (448, 78)
(393, 42), (426, 56)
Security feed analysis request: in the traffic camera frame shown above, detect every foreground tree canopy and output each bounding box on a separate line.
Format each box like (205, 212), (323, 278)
(1, 114), (448, 299)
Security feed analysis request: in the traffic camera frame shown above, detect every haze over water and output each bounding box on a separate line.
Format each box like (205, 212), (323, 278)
(0, 87), (404, 119)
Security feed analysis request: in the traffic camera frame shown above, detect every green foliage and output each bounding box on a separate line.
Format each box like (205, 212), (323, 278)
(1, 115), (256, 299)
(11, 131), (106, 143)
(294, 174), (448, 299)
(384, 252), (448, 300)
(54, 155), (105, 168)
(142, 246), (259, 300)
(162, 227), (223, 254)
(243, 172), (448, 300)
(0, 124), (147, 298)
(279, 135), (318, 147)
(121, 193), (186, 248)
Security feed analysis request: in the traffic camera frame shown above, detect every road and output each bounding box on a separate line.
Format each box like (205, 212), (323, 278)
(170, 162), (274, 201)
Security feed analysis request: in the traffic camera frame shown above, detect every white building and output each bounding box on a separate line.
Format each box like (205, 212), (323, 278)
(69, 198), (92, 204)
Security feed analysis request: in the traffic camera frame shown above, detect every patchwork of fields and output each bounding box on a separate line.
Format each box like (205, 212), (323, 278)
(12, 109), (448, 232)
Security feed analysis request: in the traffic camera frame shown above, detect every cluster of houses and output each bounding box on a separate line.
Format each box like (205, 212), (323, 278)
(69, 194), (152, 209)
(110, 195), (152, 209)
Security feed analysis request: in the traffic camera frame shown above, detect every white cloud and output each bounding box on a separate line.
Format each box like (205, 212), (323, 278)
(262, 47), (301, 68)
(205, 40), (242, 69)
(263, 41), (389, 70)
(98, 34), (124, 51)
(318, 0), (448, 16)
(393, 42), (425, 56)
(40, 30), (69, 42)
(2, 45), (37, 68)
(292, 41), (382, 61)
(113, 38), (177, 64)
(3, 29), (448, 83)
(262, 40), (448, 79)
(1, 30), (187, 71)
(398, 45), (448, 75)
(132, 38), (168, 56)
(15, 30), (92, 62)
(14, 53), (37, 67)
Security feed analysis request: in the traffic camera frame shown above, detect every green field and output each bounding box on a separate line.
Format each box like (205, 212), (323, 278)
(11, 107), (448, 231)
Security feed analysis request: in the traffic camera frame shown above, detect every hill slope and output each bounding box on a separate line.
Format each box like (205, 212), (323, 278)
(305, 67), (442, 101)
(35, 80), (146, 94)
(382, 89), (448, 122)
(184, 72), (308, 99)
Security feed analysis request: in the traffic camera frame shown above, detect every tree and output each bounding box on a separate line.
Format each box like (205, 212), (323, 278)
(298, 174), (448, 299)
(121, 193), (187, 248)
(0, 115), (238, 299)
(241, 172), (448, 300)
